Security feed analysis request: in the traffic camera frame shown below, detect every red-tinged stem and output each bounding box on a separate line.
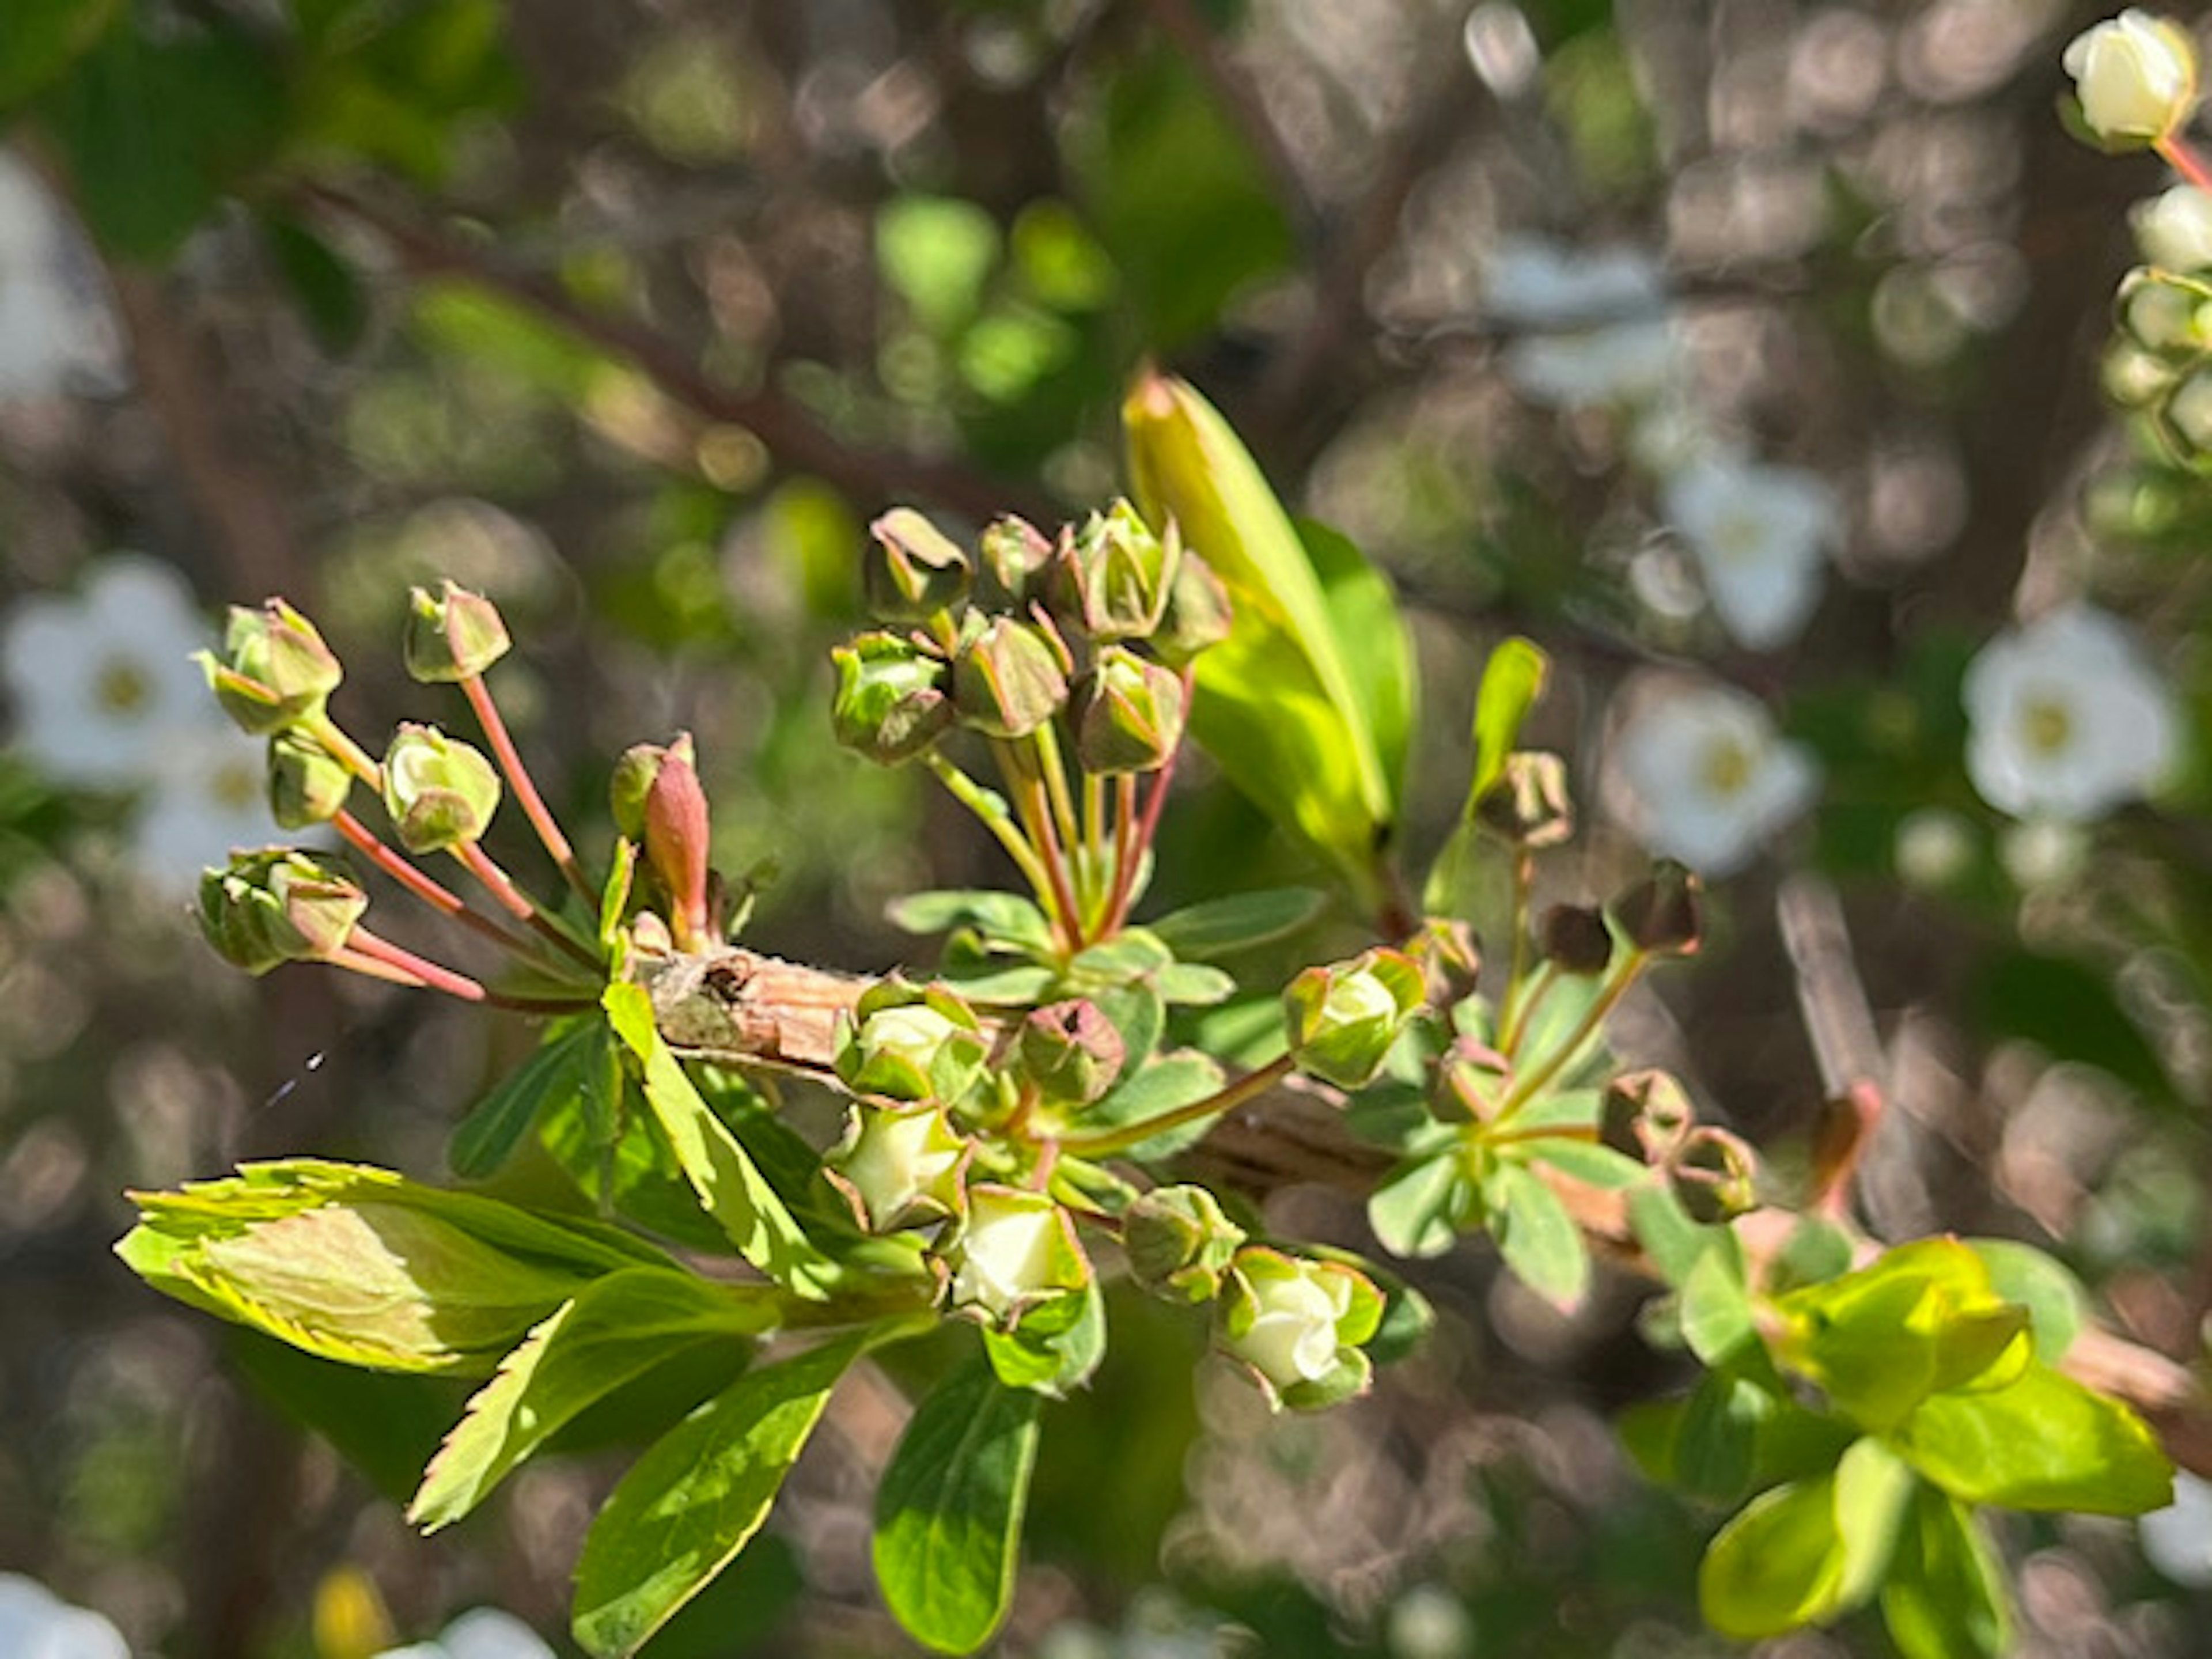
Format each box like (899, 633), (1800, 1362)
(459, 671), (594, 906)
(1105, 773), (1142, 933)
(453, 842), (602, 969)
(1060, 1053), (1297, 1158)
(2158, 134), (2212, 195)
(343, 930), (486, 1001)
(1103, 679), (1190, 933)
(325, 944), (431, 990)
(333, 809), (541, 959)
(995, 738), (1085, 957)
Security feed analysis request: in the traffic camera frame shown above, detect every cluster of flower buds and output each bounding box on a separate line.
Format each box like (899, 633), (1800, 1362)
(831, 500), (1230, 775)
(1283, 947), (1427, 1089)
(1600, 1069), (1759, 1223)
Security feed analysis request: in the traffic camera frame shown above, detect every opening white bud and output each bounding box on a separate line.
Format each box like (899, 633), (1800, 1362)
(2065, 11), (2198, 147)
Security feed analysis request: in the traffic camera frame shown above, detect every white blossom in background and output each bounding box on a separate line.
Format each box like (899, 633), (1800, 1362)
(2141, 1470), (2212, 1586)
(374, 1608), (555, 1659)
(0, 1574), (130, 1659)
(135, 723), (283, 898)
(0, 150), (122, 400)
(1661, 458), (1840, 650)
(1963, 604), (2179, 821)
(1483, 235), (1680, 410)
(2133, 183), (2212, 270)
(1611, 680), (1820, 876)
(3, 555), (214, 787)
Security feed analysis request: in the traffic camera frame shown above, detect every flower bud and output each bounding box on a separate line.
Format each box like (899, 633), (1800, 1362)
(267, 729), (354, 829)
(1599, 1068), (1696, 1163)
(866, 507), (972, 622)
(975, 515), (1055, 610)
(641, 733), (713, 950)
(1124, 1184), (1246, 1304)
(402, 581), (512, 682)
(944, 1185), (1090, 1327)
(1074, 646), (1185, 774)
(2159, 362), (2212, 466)
(1409, 917), (1482, 1006)
(2119, 267), (2212, 358)
(825, 1103), (970, 1233)
(381, 724), (501, 854)
(834, 981), (989, 1103)
(1217, 1247), (1384, 1411)
(198, 599), (343, 735)
(829, 631), (955, 765)
(2104, 340), (2177, 408)
(1609, 861), (1702, 956)
(952, 616), (1069, 738)
(1056, 499), (1180, 641)
(1283, 947), (1426, 1089)
(1431, 1033), (1512, 1123)
(1539, 904), (1613, 976)
(1016, 998), (1127, 1106)
(199, 849), (367, 974)
(1151, 550), (1234, 668)
(1475, 751), (1574, 847)
(2134, 184), (2212, 271)
(2064, 10), (2198, 150)
(1668, 1125), (1759, 1223)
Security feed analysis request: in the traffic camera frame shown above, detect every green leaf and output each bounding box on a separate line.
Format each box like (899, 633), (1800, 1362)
(1673, 1370), (1771, 1503)
(0, 0), (120, 109)
(1678, 1234), (1755, 1367)
(258, 211), (369, 353)
(1625, 1180), (1713, 1289)
(873, 1353), (1044, 1655)
(1881, 1485), (2013, 1659)
(573, 1333), (869, 1658)
(1698, 1438), (1910, 1641)
(1484, 1160), (1588, 1310)
(887, 889), (1054, 957)
(410, 1268), (781, 1531)
(981, 1279), (1107, 1398)
(1967, 1238), (2085, 1365)
(1301, 518), (1416, 802)
(450, 1017), (611, 1179)
(1125, 372), (1395, 907)
(227, 1330), (466, 1506)
(1525, 1136), (1647, 1190)
(1888, 1362), (2172, 1514)
(1467, 637), (1550, 812)
(604, 982), (838, 1298)
(939, 962), (1059, 1004)
(1067, 929), (1173, 986)
(1368, 1146), (1472, 1259)
(1146, 888), (1327, 959)
(1154, 961), (1235, 1005)
(1070, 1051), (1226, 1160)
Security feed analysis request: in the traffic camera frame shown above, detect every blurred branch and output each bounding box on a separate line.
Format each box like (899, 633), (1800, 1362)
(298, 185), (1051, 526)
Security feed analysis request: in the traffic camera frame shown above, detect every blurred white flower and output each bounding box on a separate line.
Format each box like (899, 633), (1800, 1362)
(2063, 10), (2198, 147)
(2141, 1469), (2212, 1586)
(1612, 681), (1819, 876)
(135, 724), (280, 897)
(3, 555), (214, 788)
(376, 1608), (555, 1659)
(0, 1574), (130, 1659)
(0, 150), (122, 400)
(1963, 604), (2178, 820)
(1662, 459), (1839, 650)
(2134, 183), (2212, 270)
(1502, 319), (1679, 410)
(1484, 235), (1679, 410)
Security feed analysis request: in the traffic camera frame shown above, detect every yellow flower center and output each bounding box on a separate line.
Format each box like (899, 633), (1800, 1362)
(94, 656), (152, 717)
(2020, 696), (2074, 757)
(1701, 737), (1753, 797)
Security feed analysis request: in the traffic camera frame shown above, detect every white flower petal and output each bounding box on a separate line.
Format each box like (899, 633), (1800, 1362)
(1611, 681), (1819, 876)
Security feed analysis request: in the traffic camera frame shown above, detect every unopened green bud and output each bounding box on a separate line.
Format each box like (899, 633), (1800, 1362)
(866, 507), (972, 622)
(1056, 499), (1180, 641)
(952, 616), (1069, 738)
(835, 981), (989, 1103)
(2119, 267), (2212, 359)
(825, 1103), (970, 1233)
(198, 599), (342, 735)
(2160, 362), (2212, 467)
(1218, 1247), (1384, 1411)
(944, 1184), (1090, 1327)
(830, 632), (953, 764)
(1475, 751), (1573, 847)
(1124, 1184), (1246, 1304)
(1431, 1035), (1512, 1123)
(1284, 947), (1426, 1090)
(1016, 998), (1126, 1106)
(1410, 917), (1482, 1006)
(1075, 646), (1185, 774)
(1600, 1068), (1696, 1163)
(976, 515), (1055, 610)
(1152, 550), (1234, 668)
(1609, 861), (1702, 956)
(1668, 1125), (1759, 1223)
(381, 724), (501, 854)
(403, 581), (512, 683)
(267, 730), (354, 829)
(198, 849), (368, 974)
(1540, 904), (1613, 975)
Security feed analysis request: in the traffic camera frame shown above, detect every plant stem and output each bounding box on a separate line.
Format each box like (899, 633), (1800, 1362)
(1496, 959), (1556, 1059)
(459, 670), (594, 906)
(1495, 849), (1535, 1036)
(924, 751), (1063, 926)
(2158, 134), (2212, 195)
(332, 809), (552, 963)
(302, 710), (382, 787)
(994, 737), (1085, 956)
(1059, 1053), (1296, 1158)
(1493, 950), (1647, 1124)
(342, 930), (486, 1001)
(452, 842), (601, 968)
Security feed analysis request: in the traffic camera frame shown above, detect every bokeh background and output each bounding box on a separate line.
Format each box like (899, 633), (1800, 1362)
(5, 1), (2212, 1654)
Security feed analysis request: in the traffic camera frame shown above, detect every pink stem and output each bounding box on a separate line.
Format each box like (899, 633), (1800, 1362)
(460, 672), (594, 905)
(343, 930), (486, 1001)
(334, 809), (541, 959)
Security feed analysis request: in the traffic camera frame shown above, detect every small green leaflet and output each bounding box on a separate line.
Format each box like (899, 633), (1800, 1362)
(1468, 637), (1548, 812)
(449, 1017), (616, 1179)
(1887, 1362), (2172, 1515)
(1880, 1485), (2012, 1659)
(1485, 1159), (1589, 1311)
(1146, 887), (1326, 959)
(874, 1352), (1044, 1654)
(572, 1332), (871, 1658)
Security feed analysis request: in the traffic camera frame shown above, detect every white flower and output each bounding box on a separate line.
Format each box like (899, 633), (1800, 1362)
(1963, 604), (2178, 821)
(1503, 319), (1679, 410)
(1225, 1265), (1346, 1389)
(3, 555), (215, 788)
(947, 1186), (1083, 1323)
(1612, 681), (1820, 876)
(134, 723), (281, 897)
(375, 1608), (555, 1659)
(1662, 459), (1839, 650)
(2134, 183), (2212, 269)
(0, 150), (121, 400)
(2064, 10), (2198, 146)
(831, 1103), (967, 1232)
(0, 1574), (130, 1659)
(2141, 1470), (2212, 1586)
(1482, 237), (1666, 329)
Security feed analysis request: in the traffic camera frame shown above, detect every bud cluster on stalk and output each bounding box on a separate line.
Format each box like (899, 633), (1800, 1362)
(831, 499), (1229, 775)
